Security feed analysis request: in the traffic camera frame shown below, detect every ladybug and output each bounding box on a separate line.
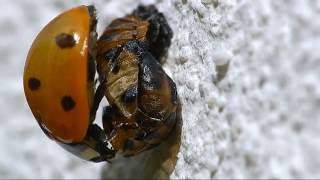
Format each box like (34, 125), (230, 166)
(96, 5), (180, 157)
(23, 5), (114, 162)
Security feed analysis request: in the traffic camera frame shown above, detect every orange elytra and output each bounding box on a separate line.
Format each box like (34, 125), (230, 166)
(23, 5), (96, 143)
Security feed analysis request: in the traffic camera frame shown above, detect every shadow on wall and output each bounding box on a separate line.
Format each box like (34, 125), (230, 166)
(101, 104), (182, 179)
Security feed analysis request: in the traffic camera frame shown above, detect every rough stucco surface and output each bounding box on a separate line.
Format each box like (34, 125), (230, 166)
(1, 0), (320, 178)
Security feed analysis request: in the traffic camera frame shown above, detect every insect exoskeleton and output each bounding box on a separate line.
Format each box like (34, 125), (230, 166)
(96, 5), (179, 156)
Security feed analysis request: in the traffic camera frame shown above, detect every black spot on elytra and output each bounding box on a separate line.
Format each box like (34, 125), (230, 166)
(61, 96), (76, 111)
(55, 33), (76, 48)
(122, 85), (137, 103)
(28, 77), (41, 91)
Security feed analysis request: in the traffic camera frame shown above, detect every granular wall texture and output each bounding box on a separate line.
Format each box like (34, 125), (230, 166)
(0, 0), (319, 178)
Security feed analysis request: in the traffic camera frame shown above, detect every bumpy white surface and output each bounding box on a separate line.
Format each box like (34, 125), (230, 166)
(1, 0), (320, 178)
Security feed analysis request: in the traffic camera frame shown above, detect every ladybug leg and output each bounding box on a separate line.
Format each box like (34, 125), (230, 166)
(90, 83), (106, 121)
(131, 5), (173, 61)
(85, 124), (116, 162)
(102, 105), (115, 136)
(57, 124), (115, 162)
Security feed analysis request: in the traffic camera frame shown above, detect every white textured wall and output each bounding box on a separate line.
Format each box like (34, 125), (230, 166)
(1, 0), (320, 178)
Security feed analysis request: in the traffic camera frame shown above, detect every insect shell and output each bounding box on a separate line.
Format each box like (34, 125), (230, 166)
(23, 5), (114, 162)
(23, 4), (179, 162)
(96, 5), (180, 157)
